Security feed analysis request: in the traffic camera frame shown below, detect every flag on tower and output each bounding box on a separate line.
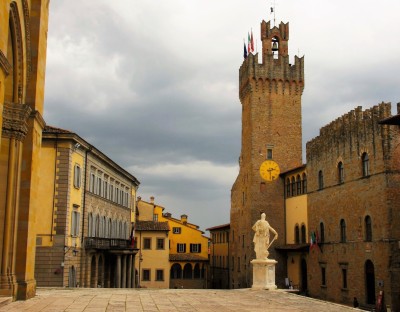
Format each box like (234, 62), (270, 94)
(250, 30), (254, 52)
(243, 41), (247, 59)
(248, 32), (251, 54)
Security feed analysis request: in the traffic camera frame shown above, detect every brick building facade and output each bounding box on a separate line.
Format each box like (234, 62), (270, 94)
(306, 103), (400, 310)
(230, 20), (304, 288)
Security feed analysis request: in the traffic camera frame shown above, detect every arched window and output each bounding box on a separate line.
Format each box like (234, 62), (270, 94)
(318, 170), (324, 190)
(301, 225), (306, 243)
(119, 221), (123, 238)
(88, 213), (93, 237)
(338, 161), (344, 184)
(286, 178), (291, 197)
(124, 222), (128, 239)
(302, 173), (307, 194)
(271, 36), (279, 59)
(319, 222), (325, 243)
(365, 216), (372, 242)
(102, 216), (106, 237)
(340, 219), (346, 243)
(108, 218), (112, 238)
(362, 152), (369, 177)
(295, 225), (300, 244)
(291, 177), (296, 196)
(296, 175), (301, 195)
(95, 215), (100, 237)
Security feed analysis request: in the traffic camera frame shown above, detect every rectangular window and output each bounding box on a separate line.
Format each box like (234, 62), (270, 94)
(109, 185), (114, 201)
(267, 148), (273, 159)
(321, 267), (326, 286)
(342, 269), (347, 289)
(89, 173), (95, 193)
(142, 269), (150, 281)
(143, 238), (151, 250)
(104, 180), (108, 199)
(74, 165), (81, 188)
(71, 211), (80, 237)
(190, 243), (201, 253)
(153, 214), (158, 222)
(97, 176), (102, 196)
(156, 269), (164, 281)
(156, 238), (164, 250)
(173, 227), (181, 234)
(177, 243), (186, 253)
(115, 186), (119, 203)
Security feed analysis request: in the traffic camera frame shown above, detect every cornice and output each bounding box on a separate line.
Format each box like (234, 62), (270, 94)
(2, 101), (32, 141)
(0, 49), (12, 76)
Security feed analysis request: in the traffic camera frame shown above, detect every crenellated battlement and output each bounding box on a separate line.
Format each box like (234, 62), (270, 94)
(239, 52), (304, 100)
(239, 20), (304, 101)
(306, 102), (392, 161)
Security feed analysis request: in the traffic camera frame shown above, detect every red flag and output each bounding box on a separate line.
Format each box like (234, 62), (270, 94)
(248, 32), (251, 54)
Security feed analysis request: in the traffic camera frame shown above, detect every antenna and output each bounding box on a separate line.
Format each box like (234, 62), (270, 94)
(270, 0), (276, 27)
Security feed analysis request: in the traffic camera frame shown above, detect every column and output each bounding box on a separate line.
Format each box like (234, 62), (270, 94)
(115, 255), (121, 288)
(127, 255), (132, 288)
(121, 255), (126, 288)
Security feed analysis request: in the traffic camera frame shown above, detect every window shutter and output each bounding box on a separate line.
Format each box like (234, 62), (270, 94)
(184, 244), (186, 253)
(190, 244), (193, 252)
(198, 244), (201, 253)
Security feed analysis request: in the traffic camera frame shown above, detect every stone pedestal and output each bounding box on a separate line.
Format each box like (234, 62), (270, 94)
(251, 259), (278, 290)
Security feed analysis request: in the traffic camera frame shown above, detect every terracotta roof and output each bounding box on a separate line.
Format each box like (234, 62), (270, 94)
(135, 221), (169, 232)
(43, 125), (74, 134)
(169, 253), (209, 262)
(206, 223), (230, 231)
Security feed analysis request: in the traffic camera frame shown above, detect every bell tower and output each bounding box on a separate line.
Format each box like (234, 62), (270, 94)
(230, 20), (304, 288)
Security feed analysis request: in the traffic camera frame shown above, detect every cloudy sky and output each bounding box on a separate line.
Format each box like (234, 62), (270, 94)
(44, 0), (400, 233)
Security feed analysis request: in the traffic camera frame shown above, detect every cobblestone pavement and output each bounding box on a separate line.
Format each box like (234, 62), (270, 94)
(0, 288), (362, 312)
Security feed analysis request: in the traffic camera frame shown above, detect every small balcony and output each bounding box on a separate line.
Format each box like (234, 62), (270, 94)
(84, 237), (135, 250)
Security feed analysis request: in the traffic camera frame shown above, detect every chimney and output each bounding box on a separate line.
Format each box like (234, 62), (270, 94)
(181, 214), (188, 224)
(150, 196), (154, 204)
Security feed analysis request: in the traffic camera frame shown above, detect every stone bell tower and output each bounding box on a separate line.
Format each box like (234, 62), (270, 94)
(230, 20), (304, 288)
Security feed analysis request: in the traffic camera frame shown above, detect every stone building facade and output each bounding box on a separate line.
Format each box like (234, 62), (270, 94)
(306, 103), (400, 310)
(0, 0), (49, 300)
(230, 20), (304, 288)
(35, 126), (140, 289)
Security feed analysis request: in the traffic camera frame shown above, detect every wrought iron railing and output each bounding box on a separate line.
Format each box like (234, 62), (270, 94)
(84, 237), (136, 250)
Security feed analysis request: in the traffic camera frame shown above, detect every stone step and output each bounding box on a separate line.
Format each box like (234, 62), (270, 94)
(0, 296), (12, 308)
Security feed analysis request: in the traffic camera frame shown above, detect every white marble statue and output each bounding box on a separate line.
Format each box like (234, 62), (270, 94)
(252, 213), (278, 260)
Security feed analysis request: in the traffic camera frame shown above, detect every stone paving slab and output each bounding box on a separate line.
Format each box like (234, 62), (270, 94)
(0, 288), (362, 312)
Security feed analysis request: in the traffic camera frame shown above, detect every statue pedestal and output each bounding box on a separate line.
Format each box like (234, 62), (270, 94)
(251, 259), (278, 290)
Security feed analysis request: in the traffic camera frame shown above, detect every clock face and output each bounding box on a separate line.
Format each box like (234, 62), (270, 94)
(260, 160), (280, 182)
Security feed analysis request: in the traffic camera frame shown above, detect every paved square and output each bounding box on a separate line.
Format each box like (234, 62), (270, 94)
(0, 288), (360, 312)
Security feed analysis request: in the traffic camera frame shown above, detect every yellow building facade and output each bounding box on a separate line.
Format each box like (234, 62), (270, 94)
(35, 126), (140, 289)
(0, 0), (50, 300)
(207, 224), (230, 289)
(136, 197), (209, 288)
(135, 198), (170, 288)
(278, 166), (309, 292)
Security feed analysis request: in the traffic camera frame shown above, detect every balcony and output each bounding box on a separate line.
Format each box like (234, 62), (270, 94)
(84, 237), (136, 250)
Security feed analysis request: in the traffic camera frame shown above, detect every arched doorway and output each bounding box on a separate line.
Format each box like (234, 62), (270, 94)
(90, 256), (96, 287)
(68, 266), (76, 288)
(365, 260), (376, 304)
(170, 263), (182, 279)
(301, 258), (308, 292)
(183, 263), (192, 279)
(193, 264), (200, 279)
(98, 256), (104, 287)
